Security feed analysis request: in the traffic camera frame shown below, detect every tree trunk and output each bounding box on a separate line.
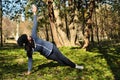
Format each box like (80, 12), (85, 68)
(15, 21), (19, 41)
(54, 9), (71, 46)
(94, 9), (99, 45)
(69, 10), (78, 46)
(82, 0), (95, 50)
(47, 0), (61, 47)
(54, 0), (80, 47)
(0, 1), (3, 47)
(67, 0), (79, 46)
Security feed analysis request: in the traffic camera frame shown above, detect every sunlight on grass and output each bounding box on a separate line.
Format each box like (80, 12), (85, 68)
(0, 46), (120, 79)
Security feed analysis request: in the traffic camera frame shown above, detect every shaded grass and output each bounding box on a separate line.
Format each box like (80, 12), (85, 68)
(0, 43), (120, 80)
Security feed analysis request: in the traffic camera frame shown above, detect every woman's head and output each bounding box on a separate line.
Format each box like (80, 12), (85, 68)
(17, 34), (34, 46)
(17, 34), (28, 46)
(17, 34), (34, 58)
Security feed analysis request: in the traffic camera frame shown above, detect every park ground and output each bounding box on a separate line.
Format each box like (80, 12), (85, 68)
(0, 40), (120, 80)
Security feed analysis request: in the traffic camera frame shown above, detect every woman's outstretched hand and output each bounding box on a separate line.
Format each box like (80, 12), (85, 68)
(32, 4), (37, 14)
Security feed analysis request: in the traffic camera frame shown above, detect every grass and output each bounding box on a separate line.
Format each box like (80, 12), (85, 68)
(0, 43), (120, 80)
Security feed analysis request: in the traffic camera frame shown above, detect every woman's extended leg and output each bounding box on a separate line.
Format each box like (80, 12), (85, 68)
(48, 45), (84, 69)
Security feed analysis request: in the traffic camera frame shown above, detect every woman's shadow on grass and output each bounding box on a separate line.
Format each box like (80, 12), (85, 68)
(38, 62), (61, 69)
(32, 61), (64, 73)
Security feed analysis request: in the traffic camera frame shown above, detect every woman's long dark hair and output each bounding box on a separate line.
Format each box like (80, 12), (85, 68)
(25, 36), (35, 58)
(17, 34), (35, 58)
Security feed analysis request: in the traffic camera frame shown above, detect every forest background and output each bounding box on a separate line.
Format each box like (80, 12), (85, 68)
(0, 0), (120, 48)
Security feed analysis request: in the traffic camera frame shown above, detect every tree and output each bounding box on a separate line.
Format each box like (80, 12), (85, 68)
(2, 0), (119, 48)
(47, 0), (61, 47)
(0, 0), (3, 46)
(81, 0), (96, 50)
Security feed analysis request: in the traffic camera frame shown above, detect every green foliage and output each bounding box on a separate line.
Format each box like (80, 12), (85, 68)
(0, 44), (120, 80)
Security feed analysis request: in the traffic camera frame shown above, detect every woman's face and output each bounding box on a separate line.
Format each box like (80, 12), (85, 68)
(27, 36), (32, 42)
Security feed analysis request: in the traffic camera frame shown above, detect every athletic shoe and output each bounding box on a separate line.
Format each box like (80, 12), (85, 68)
(75, 64), (84, 69)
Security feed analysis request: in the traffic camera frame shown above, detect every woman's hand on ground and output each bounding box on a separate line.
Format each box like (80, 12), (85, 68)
(24, 71), (31, 75)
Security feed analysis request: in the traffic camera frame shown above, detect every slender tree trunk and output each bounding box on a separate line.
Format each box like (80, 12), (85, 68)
(47, 0), (61, 47)
(15, 21), (19, 41)
(69, 10), (78, 46)
(82, 0), (95, 50)
(94, 9), (99, 44)
(45, 24), (49, 41)
(88, 0), (95, 43)
(43, 9), (49, 41)
(0, 1), (3, 47)
(81, 5), (85, 35)
(63, 0), (70, 40)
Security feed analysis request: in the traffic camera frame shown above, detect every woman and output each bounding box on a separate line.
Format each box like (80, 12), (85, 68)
(17, 5), (84, 75)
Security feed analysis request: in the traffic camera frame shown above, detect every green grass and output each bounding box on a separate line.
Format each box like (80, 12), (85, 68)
(0, 43), (120, 80)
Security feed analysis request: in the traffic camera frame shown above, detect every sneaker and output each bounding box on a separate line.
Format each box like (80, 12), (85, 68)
(75, 64), (84, 69)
